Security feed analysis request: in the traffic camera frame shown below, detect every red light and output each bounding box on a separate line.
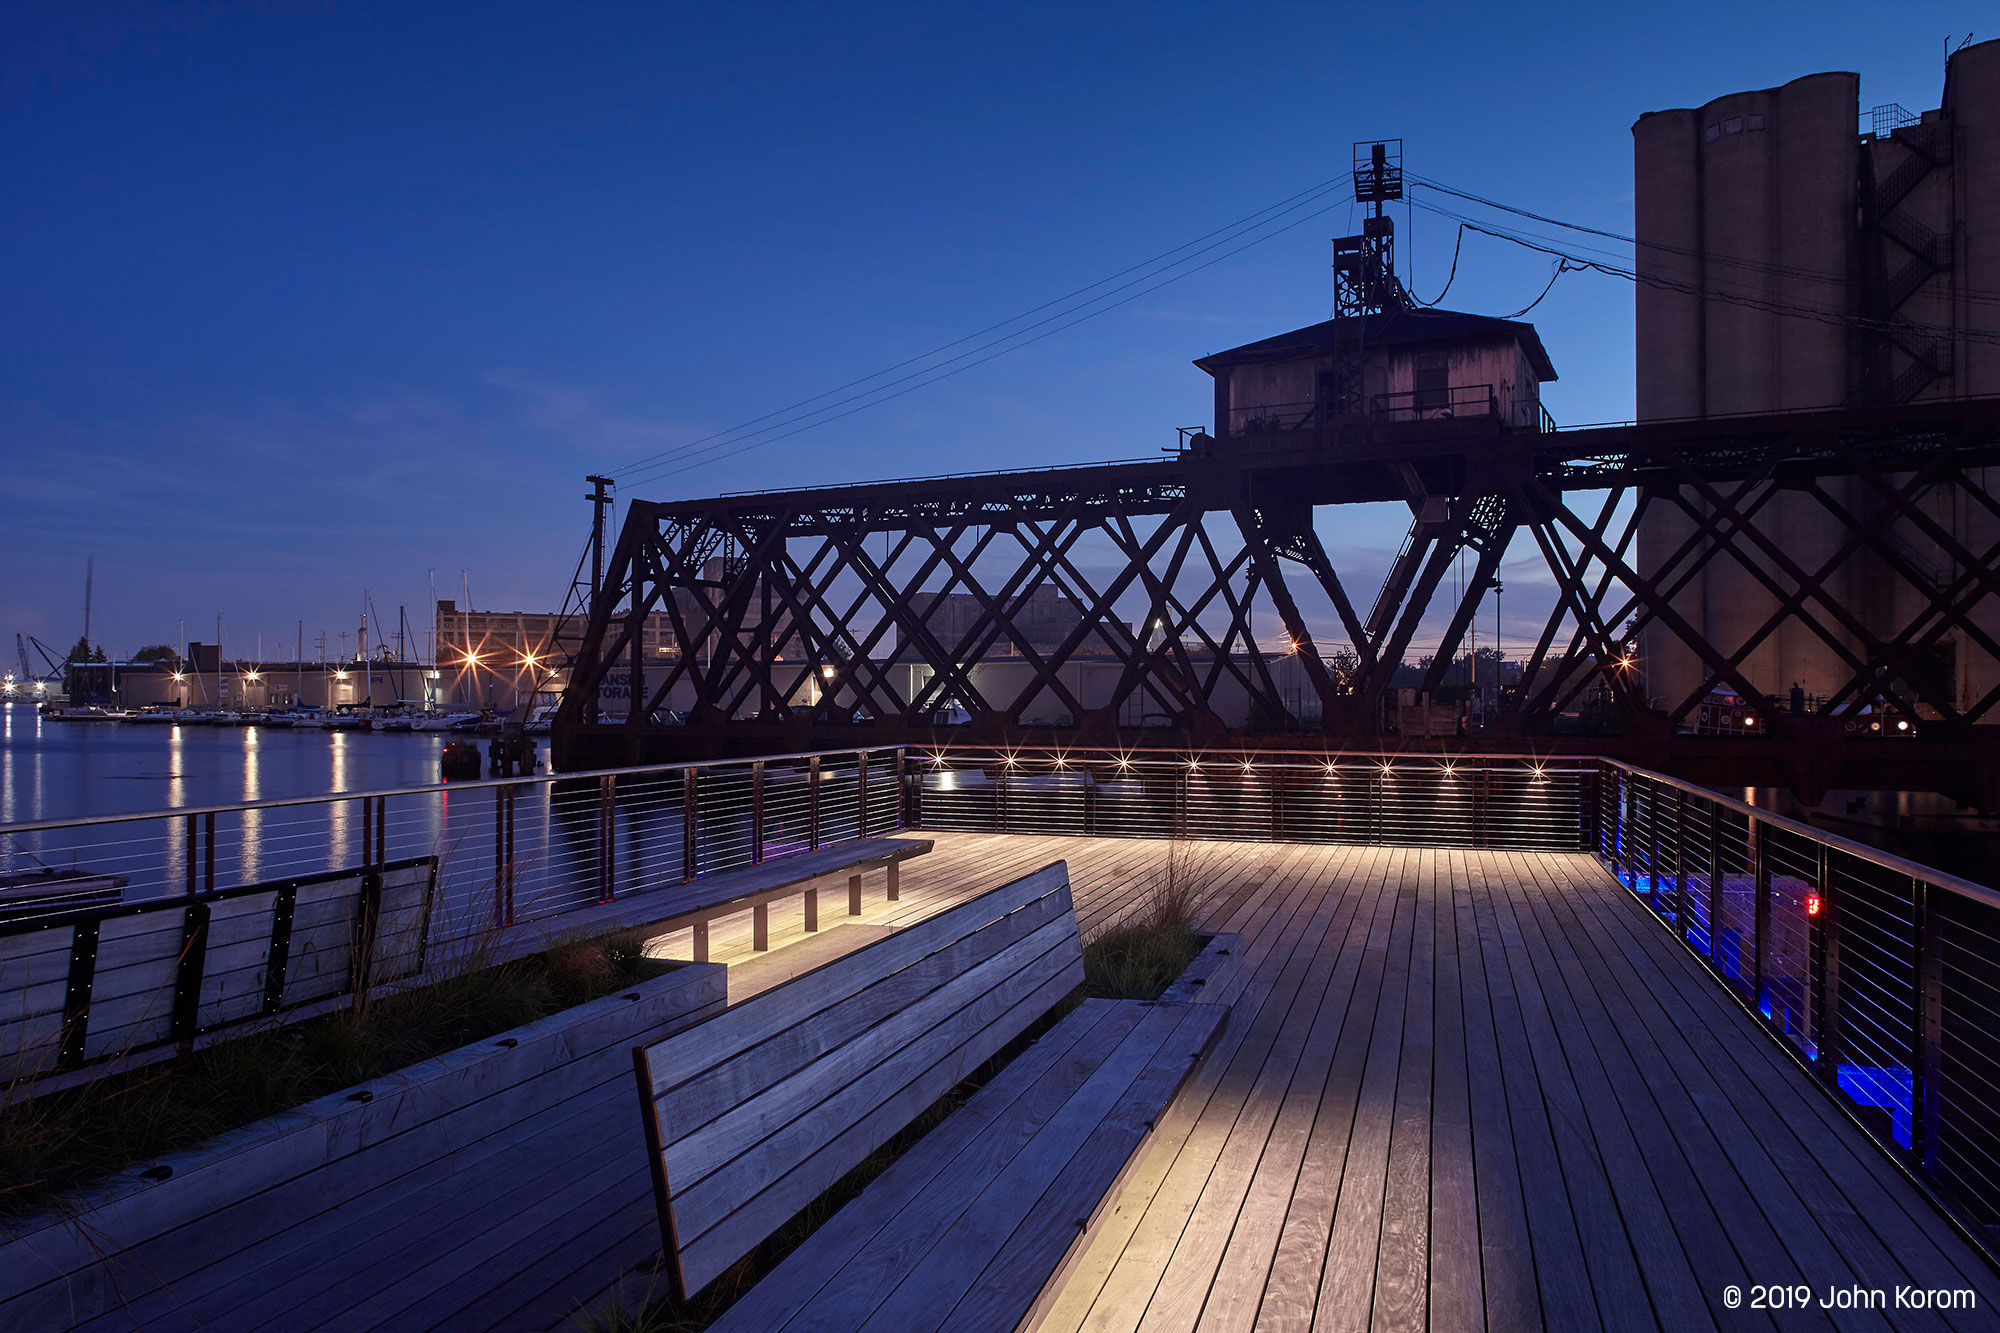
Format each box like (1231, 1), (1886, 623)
(1806, 894), (1822, 917)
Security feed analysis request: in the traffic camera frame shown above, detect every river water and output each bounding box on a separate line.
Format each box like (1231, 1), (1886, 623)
(0, 701), (876, 926)
(0, 701), (453, 825)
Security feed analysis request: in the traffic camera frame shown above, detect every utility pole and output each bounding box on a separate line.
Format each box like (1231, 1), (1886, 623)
(586, 475), (615, 607)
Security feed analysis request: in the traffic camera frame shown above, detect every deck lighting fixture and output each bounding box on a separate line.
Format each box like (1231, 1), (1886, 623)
(1326, 763), (1338, 775)
(1807, 894), (1822, 917)
(1380, 762), (1393, 775)
(1896, 719), (1910, 732)
(1187, 759), (1200, 771)
(1116, 757), (1131, 770)
(1003, 755), (1017, 768)
(1054, 757), (1068, 770)
(1531, 765), (1546, 781)
(1241, 761), (1254, 772)
(1742, 715), (1755, 727)
(1442, 763), (1457, 778)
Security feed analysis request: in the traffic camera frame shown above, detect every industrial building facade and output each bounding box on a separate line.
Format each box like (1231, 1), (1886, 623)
(1633, 39), (2000, 721)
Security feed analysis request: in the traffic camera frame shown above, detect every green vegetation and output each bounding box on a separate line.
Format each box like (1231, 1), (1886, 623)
(0, 929), (666, 1221)
(129, 644), (179, 665)
(1083, 839), (1209, 1001)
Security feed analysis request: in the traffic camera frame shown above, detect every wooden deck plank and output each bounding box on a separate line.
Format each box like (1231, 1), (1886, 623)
(1369, 847), (1435, 1333)
(1165, 850), (1391, 1333)
(1502, 851), (1793, 1333)
(34, 832), (2000, 1333)
(1487, 850), (1710, 1332)
(1310, 867), (1416, 1332)
(1126, 845), (1384, 1332)
(1424, 852), (1483, 1333)
(1547, 854), (1992, 1329)
(1070, 844), (1364, 1332)
(1450, 855), (1541, 1333)
(1031, 843), (1345, 1333)
(1466, 850), (1604, 1332)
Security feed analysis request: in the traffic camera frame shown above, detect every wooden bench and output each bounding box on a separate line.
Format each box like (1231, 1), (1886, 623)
(488, 835), (932, 968)
(629, 861), (1227, 1328)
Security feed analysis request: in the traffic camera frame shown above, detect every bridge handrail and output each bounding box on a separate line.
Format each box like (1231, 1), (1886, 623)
(1597, 757), (2000, 913)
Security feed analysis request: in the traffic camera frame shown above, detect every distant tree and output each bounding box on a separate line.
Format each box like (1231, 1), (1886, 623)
(63, 636), (107, 665)
(131, 644), (178, 665)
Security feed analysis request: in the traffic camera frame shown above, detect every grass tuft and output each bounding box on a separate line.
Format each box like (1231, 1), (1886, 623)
(1083, 839), (1209, 1001)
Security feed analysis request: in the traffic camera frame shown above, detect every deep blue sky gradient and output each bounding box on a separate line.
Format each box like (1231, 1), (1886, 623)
(1, 3), (1980, 661)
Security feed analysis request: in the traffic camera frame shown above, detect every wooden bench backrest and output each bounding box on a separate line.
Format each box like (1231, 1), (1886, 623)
(631, 859), (1083, 1300)
(0, 857), (436, 1083)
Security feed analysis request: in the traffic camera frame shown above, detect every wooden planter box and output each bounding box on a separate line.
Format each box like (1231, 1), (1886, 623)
(0, 959), (726, 1330)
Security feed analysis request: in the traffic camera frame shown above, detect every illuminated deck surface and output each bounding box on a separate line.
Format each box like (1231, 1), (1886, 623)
(793, 834), (1999, 1333)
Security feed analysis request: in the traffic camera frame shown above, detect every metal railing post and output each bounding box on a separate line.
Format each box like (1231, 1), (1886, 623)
(1815, 844), (1839, 1085)
(1914, 876), (1943, 1169)
(1752, 817), (1769, 1011)
(857, 751), (871, 837)
(751, 760), (766, 865)
(599, 774), (617, 902)
(1673, 788), (1688, 937)
(808, 757), (821, 849)
(204, 811), (216, 893)
(1646, 776), (1663, 911)
(1706, 800), (1724, 963)
(682, 767), (698, 882)
(894, 748), (908, 829)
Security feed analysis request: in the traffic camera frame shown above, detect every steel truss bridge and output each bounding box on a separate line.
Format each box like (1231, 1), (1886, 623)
(554, 398), (2000, 809)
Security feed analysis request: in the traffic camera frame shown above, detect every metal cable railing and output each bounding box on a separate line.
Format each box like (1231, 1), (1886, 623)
(906, 747), (1591, 850)
(1594, 758), (2000, 1245)
(0, 746), (911, 951)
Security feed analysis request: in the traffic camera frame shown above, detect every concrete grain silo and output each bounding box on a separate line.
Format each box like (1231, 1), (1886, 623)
(1632, 40), (2000, 726)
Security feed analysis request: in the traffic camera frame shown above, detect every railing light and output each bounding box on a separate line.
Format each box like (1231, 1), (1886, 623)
(1807, 893), (1822, 916)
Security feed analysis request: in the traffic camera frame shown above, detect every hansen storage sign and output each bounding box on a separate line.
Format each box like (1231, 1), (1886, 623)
(597, 668), (632, 719)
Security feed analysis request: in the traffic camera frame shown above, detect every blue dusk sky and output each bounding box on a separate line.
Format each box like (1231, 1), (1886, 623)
(0, 4), (1981, 663)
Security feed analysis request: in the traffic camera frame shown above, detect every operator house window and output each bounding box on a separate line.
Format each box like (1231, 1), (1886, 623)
(1413, 350), (1449, 413)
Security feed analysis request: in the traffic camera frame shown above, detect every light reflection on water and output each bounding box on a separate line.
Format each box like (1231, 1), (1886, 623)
(0, 707), (854, 928)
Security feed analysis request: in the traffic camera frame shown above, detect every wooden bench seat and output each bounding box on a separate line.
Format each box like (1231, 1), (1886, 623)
(629, 859), (1227, 1329)
(487, 834), (933, 967)
(710, 995), (1224, 1332)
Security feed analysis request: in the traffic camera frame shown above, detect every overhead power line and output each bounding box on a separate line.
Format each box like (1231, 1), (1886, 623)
(1410, 196), (2000, 349)
(611, 176), (1355, 489)
(1410, 172), (2000, 311)
(619, 190), (1357, 490)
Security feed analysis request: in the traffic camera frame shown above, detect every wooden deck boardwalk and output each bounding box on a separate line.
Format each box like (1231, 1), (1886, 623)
(707, 832), (2000, 1333)
(45, 832), (1992, 1330)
